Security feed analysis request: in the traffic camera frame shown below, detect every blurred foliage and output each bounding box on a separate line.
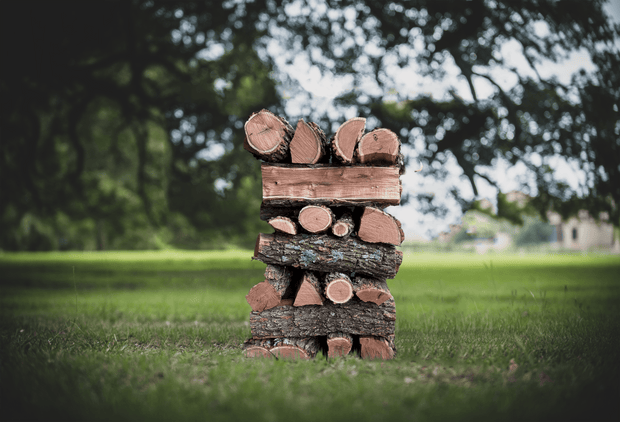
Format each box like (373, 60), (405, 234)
(1, 0), (619, 251)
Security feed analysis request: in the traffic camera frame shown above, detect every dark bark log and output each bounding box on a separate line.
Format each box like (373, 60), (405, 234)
(250, 297), (395, 339)
(356, 128), (401, 165)
(353, 276), (393, 305)
(293, 271), (324, 307)
(331, 117), (366, 164)
(298, 205), (335, 234)
(360, 336), (395, 360)
(245, 264), (293, 312)
(244, 109), (294, 162)
(261, 163), (402, 207)
(358, 207), (405, 246)
(327, 332), (353, 358)
(268, 216), (297, 235)
(243, 337), (321, 359)
(324, 272), (354, 304)
(290, 119), (328, 164)
(331, 212), (355, 237)
(253, 232), (403, 279)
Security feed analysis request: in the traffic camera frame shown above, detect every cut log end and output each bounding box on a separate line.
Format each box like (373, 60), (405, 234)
(358, 207), (404, 246)
(298, 205), (334, 233)
(270, 345), (310, 359)
(294, 272), (324, 307)
(331, 213), (354, 237)
(327, 333), (353, 358)
(332, 117), (366, 164)
(357, 128), (400, 165)
(268, 216), (297, 235)
(360, 336), (395, 360)
(356, 289), (392, 305)
(244, 346), (274, 358)
(290, 119), (326, 164)
(246, 281), (281, 312)
(326, 280), (353, 304)
(244, 109), (292, 161)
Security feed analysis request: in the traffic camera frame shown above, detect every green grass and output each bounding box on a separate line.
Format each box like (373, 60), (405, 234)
(1, 250), (619, 421)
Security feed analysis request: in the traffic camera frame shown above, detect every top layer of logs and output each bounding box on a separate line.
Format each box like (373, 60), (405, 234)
(244, 109), (403, 168)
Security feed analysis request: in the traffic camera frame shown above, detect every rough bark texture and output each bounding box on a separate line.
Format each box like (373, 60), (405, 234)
(356, 128), (401, 165)
(360, 336), (395, 360)
(250, 297), (395, 339)
(243, 337), (321, 359)
(245, 265), (293, 312)
(293, 271), (324, 307)
(268, 216), (297, 235)
(324, 272), (354, 304)
(261, 163), (401, 207)
(290, 119), (328, 164)
(331, 212), (355, 237)
(327, 332), (353, 358)
(244, 109), (294, 162)
(253, 232), (403, 279)
(358, 207), (405, 246)
(298, 205), (335, 234)
(331, 117), (366, 164)
(353, 276), (392, 305)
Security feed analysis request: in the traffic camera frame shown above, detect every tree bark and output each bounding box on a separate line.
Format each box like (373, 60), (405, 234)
(358, 207), (405, 246)
(268, 216), (297, 235)
(360, 336), (395, 360)
(298, 205), (335, 234)
(293, 271), (324, 307)
(356, 128), (401, 165)
(331, 212), (355, 237)
(327, 332), (353, 358)
(261, 163), (401, 207)
(245, 264), (293, 312)
(290, 118), (328, 164)
(250, 297), (395, 339)
(353, 276), (393, 305)
(324, 272), (354, 304)
(253, 232), (403, 279)
(244, 109), (294, 162)
(243, 337), (321, 359)
(331, 117), (366, 164)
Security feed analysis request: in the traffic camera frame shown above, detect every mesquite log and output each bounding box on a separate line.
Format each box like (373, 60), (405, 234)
(293, 271), (324, 307)
(253, 232), (403, 279)
(298, 205), (335, 234)
(290, 119), (328, 164)
(356, 128), (401, 165)
(358, 207), (405, 246)
(331, 117), (366, 164)
(268, 216), (298, 235)
(324, 272), (354, 304)
(246, 265), (293, 312)
(331, 212), (355, 237)
(360, 336), (395, 360)
(243, 337), (321, 359)
(327, 332), (353, 358)
(352, 276), (392, 305)
(244, 109), (294, 162)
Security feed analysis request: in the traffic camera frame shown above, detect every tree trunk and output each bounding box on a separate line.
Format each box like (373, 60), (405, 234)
(331, 117), (366, 164)
(327, 332), (353, 358)
(261, 163), (401, 207)
(358, 207), (405, 246)
(290, 119), (328, 164)
(298, 205), (335, 234)
(293, 271), (324, 306)
(243, 337), (321, 359)
(268, 216), (297, 235)
(324, 272), (354, 304)
(244, 109), (294, 162)
(360, 336), (395, 360)
(250, 297), (395, 339)
(356, 128), (401, 165)
(331, 212), (355, 237)
(353, 276), (392, 305)
(246, 264), (293, 312)
(253, 232), (403, 279)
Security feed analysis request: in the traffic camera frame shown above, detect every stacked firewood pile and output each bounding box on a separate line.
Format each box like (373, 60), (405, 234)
(241, 109), (405, 360)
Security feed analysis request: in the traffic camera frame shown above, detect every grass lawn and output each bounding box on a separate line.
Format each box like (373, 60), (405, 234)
(1, 250), (619, 421)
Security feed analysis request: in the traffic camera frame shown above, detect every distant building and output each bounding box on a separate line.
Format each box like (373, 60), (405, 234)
(547, 210), (616, 251)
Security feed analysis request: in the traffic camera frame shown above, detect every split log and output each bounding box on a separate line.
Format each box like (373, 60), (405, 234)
(327, 332), (353, 358)
(294, 272), (324, 307)
(331, 212), (355, 237)
(290, 119), (328, 164)
(243, 337), (321, 359)
(358, 207), (405, 246)
(360, 336), (395, 360)
(250, 297), (395, 339)
(298, 205), (335, 234)
(332, 117), (366, 164)
(261, 163), (401, 207)
(244, 109), (294, 162)
(356, 128), (401, 165)
(253, 232), (403, 279)
(324, 272), (354, 304)
(246, 265), (293, 312)
(261, 204), (352, 222)
(268, 216), (297, 235)
(353, 276), (392, 305)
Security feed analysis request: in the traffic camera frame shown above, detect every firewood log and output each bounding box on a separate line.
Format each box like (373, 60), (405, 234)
(331, 212), (355, 237)
(360, 336), (395, 360)
(356, 128), (401, 165)
(244, 109), (294, 162)
(327, 332), (353, 358)
(352, 276), (393, 305)
(261, 163), (401, 207)
(245, 265), (293, 312)
(268, 216), (297, 235)
(358, 207), (405, 246)
(243, 337), (321, 359)
(324, 272), (354, 304)
(290, 119), (328, 164)
(331, 117), (366, 164)
(293, 272), (324, 306)
(253, 232), (403, 279)
(298, 205), (335, 234)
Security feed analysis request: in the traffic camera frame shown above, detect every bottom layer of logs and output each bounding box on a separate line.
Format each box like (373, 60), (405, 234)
(243, 334), (395, 360)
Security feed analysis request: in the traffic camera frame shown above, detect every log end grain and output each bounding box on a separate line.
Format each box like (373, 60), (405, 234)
(327, 333), (353, 358)
(244, 346), (274, 358)
(268, 216), (298, 235)
(331, 213), (354, 237)
(246, 281), (281, 312)
(332, 117), (366, 164)
(325, 279), (353, 304)
(270, 345), (311, 359)
(356, 288), (392, 305)
(298, 205), (334, 233)
(244, 109), (292, 161)
(360, 336), (395, 360)
(357, 128), (400, 164)
(358, 207), (405, 246)
(290, 119), (325, 164)
(294, 273), (324, 306)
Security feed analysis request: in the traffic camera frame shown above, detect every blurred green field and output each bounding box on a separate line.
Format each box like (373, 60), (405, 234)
(1, 250), (619, 421)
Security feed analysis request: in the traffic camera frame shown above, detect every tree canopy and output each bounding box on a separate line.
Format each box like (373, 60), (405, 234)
(2, 0), (619, 250)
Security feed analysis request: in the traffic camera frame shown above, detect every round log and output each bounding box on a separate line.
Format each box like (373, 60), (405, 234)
(356, 128), (400, 164)
(298, 205), (334, 234)
(324, 272), (354, 304)
(327, 332), (353, 358)
(360, 336), (395, 360)
(244, 109), (294, 162)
